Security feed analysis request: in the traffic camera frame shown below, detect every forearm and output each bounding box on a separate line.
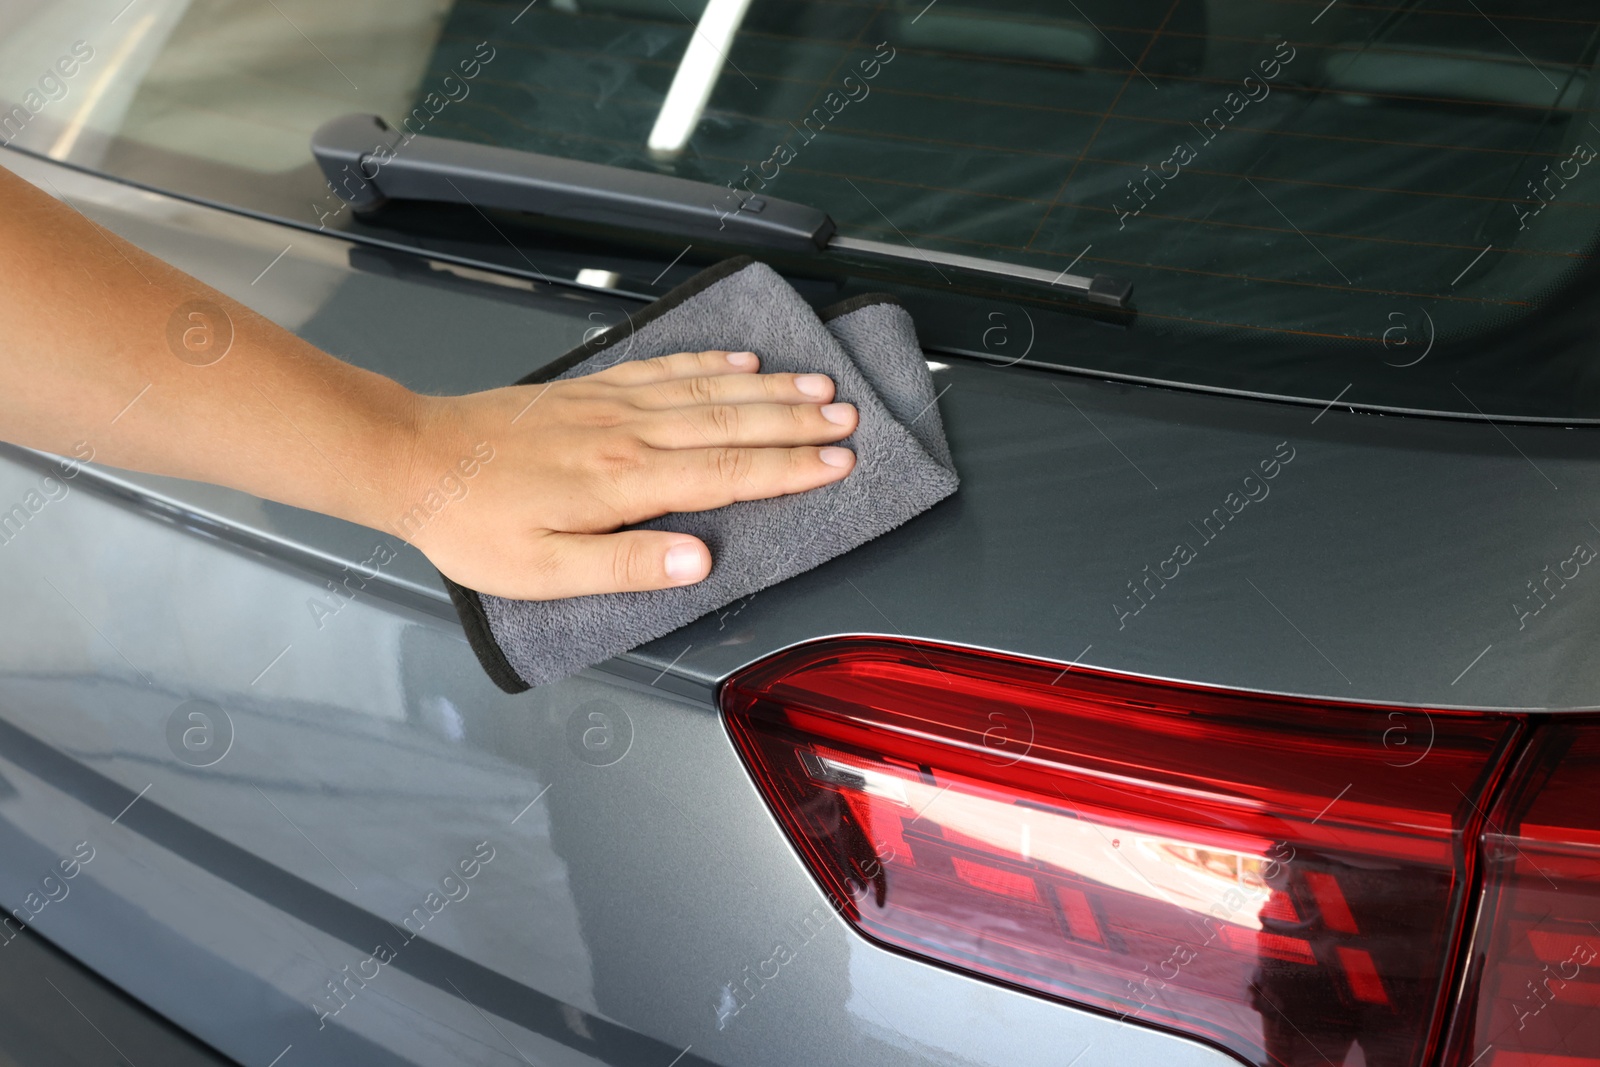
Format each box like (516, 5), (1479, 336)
(0, 162), (420, 533)
(0, 160), (861, 603)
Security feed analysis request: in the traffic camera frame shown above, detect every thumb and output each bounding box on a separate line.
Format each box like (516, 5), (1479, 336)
(512, 530), (711, 600)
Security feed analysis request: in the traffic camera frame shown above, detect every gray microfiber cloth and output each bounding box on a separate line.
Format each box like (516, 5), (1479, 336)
(442, 256), (959, 692)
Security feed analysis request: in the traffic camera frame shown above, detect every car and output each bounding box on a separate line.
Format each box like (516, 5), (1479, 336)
(1, 1), (1598, 1065)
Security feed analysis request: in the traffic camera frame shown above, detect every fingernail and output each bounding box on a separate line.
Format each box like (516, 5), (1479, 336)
(665, 542), (705, 582)
(795, 374), (831, 398)
(819, 446), (854, 469)
(726, 351), (757, 367)
(821, 402), (854, 426)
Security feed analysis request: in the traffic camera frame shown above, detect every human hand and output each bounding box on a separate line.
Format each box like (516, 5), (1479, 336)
(391, 349), (858, 600)
(0, 166), (856, 597)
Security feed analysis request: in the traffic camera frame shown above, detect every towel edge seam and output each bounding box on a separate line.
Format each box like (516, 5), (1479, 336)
(439, 573), (533, 693)
(512, 255), (757, 386)
(818, 292), (902, 323)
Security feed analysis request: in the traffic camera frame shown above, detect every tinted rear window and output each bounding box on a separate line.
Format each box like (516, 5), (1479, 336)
(5, 0), (1600, 420)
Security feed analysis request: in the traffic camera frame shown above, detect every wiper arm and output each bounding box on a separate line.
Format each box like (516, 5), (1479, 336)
(311, 114), (1131, 308)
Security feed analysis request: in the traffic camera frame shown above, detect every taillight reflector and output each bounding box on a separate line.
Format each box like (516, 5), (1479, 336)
(1443, 724), (1600, 1067)
(722, 638), (1519, 1067)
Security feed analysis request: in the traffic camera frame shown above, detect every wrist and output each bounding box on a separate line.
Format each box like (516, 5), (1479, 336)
(322, 375), (437, 540)
(386, 393), (481, 546)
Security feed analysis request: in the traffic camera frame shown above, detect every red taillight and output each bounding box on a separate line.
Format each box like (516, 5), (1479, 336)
(1443, 723), (1600, 1066)
(721, 638), (1520, 1067)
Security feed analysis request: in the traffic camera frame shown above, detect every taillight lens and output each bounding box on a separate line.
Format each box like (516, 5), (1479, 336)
(721, 638), (1519, 1067)
(1443, 723), (1600, 1066)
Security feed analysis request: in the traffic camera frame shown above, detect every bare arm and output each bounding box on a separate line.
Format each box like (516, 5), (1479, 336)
(0, 162), (857, 598)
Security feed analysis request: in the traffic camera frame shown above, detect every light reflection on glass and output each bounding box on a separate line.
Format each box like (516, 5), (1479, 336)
(807, 753), (1274, 930)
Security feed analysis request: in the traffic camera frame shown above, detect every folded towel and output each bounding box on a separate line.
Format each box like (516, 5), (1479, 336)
(442, 256), (960, 692)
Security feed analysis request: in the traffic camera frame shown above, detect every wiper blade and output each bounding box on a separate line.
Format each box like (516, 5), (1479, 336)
(311, 114), (1130, 308)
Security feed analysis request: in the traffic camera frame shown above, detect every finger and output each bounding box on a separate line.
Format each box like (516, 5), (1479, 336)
(590, 349), (758, 386)
(637, 400), (857, 449)
(634, 370), (835, 409)
(632, 445), (855, 515)
(510, 530), (711, 599)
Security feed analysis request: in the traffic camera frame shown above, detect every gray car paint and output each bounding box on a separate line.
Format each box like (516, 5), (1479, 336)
(0, 152), (1239, 1065)
(0, 143), (1590, 1067)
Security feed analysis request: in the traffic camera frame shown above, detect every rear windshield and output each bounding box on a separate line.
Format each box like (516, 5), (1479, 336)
(4, 0), (1600, 421)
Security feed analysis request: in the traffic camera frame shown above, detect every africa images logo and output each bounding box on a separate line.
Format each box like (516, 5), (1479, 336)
(1, 39), (94, 146)
(1112, 41), (1297, 229)
(1114, 441), (1297, 629)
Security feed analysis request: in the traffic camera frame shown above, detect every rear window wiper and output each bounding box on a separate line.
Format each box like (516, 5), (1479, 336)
(311, 113), (1131, 309)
